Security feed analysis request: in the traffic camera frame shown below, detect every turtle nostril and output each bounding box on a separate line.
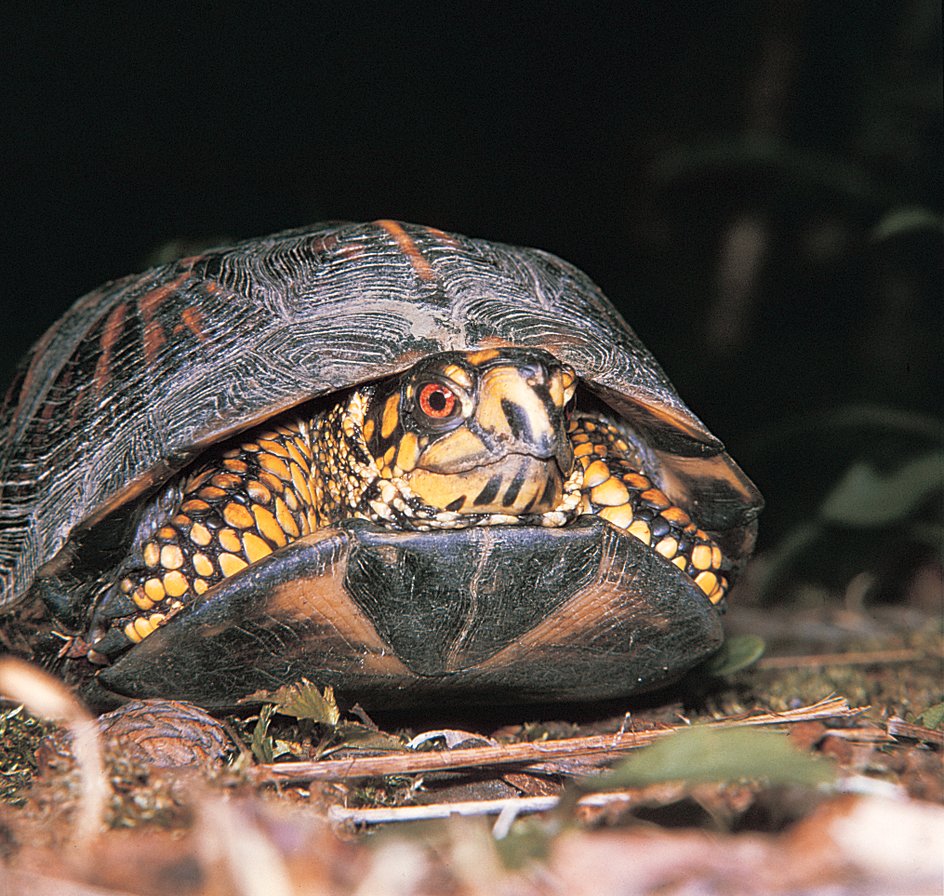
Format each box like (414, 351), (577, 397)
(521, 363), (547, 386)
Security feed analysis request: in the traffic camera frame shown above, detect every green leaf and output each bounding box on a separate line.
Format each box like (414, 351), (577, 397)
(702, 635), (766, 677)
(916, 702), (944, 732)
(250, 704), (275, 764)
(268, 680), (341, 727)
(586, 726), (834, 791)
(332, 723), (408, 752)
(819, 453), (944, 528)
(871, 206), (943, 242)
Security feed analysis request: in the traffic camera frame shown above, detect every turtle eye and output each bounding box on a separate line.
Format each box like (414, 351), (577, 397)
(417, 382), (459, 420)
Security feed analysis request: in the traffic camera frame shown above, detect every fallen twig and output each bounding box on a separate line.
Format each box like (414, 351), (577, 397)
(250, 695), (859, 785)
(887, 716), (944, 746)
(328, 789), (645, 829)
(756, 649), (925, 669)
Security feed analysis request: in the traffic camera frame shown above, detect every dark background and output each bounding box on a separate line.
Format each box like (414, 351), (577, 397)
(1, 3), (941, 572)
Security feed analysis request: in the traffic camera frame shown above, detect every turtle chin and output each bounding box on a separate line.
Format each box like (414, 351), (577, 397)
(405, 454), (566, 516)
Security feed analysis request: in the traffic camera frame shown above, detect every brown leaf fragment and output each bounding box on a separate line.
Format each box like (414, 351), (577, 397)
(819, 734), (856, 766)
(502, 771), (564, 798)
(787, 720), (828, 750)
(888, 715), (944, 746)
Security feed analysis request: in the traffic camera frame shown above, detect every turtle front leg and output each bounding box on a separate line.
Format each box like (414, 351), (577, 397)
(88, 419), (321, 654)
(568, 413), (728, 604)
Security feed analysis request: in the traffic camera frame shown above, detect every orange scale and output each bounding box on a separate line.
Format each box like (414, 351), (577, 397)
(189, 523), (212, 547)
(197, 486), (227, 501)
(160, 544), (185, 570)
(162, 570), (190, 598)
(246, 480), (272, 504)
(660, 506), (691, 527)
(258, 471), (285, 493)
(275, 497), (301, 538)
(257, 438), (291, 458)
(242, 532), (273, 564)
(289, 462), (314, 505)
(211, 472), (243, 490)
(252, 504), (288, 547)
(285, 439), (312, 470)
(223, 502), (255, 529)
(640, 488), (671, 509)
(690, 544), (713, 571)
(192, 553), (215, 578)
(590, 477), (630, 507)
(143, 542), (160, 568)
(583, 459), (610, 488)
(259, 453), (291, 481)
(218, 553), (248, 577)
(144, 578), (165, 603)
(181, 498), (211, 514)
(218, 528), (243, 554)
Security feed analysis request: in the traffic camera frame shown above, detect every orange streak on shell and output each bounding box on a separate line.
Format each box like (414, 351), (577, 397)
(376, 220), (435, 281)
(179, 305), (207, 342)
(92, 300), (128, 397)
(422, 225), (461, 248)
(137, 272), (189, 368)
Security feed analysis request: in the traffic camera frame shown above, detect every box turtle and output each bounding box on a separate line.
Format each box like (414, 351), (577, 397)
(0, 220), (762, 710)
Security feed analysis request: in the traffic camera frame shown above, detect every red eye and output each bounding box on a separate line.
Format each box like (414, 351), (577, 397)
(418, 382), (457, 419)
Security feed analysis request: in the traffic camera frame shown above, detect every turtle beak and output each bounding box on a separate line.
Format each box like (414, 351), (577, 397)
(474, 360), (576, 474)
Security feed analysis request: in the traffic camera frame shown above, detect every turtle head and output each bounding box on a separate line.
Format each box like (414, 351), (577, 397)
(365, 349), (577, 515)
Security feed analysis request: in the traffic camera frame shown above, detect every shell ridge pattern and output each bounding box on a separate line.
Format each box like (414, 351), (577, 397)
(487, 243), (560, 314)
(249, 238), (328, 321)
(0, 262), (267, 606)
(0, 272), (145, 448)
(187, 230), (339, 323)
(361, 224), (468, 347)
(270, 225), (470, 367)
(0, 270), (177, 603)
(420, 236), (662, 406)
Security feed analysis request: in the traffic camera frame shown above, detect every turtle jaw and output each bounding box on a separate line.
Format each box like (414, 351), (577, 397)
(404, 452), (569, 516)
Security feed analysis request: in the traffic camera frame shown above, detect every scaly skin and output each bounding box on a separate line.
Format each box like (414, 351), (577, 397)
(87, 350), (726, 657)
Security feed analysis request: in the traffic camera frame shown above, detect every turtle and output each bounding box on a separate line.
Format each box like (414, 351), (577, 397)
(0, 220), (762, 711)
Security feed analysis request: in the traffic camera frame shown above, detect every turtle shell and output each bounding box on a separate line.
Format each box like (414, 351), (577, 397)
(0, 220), (762, 708)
